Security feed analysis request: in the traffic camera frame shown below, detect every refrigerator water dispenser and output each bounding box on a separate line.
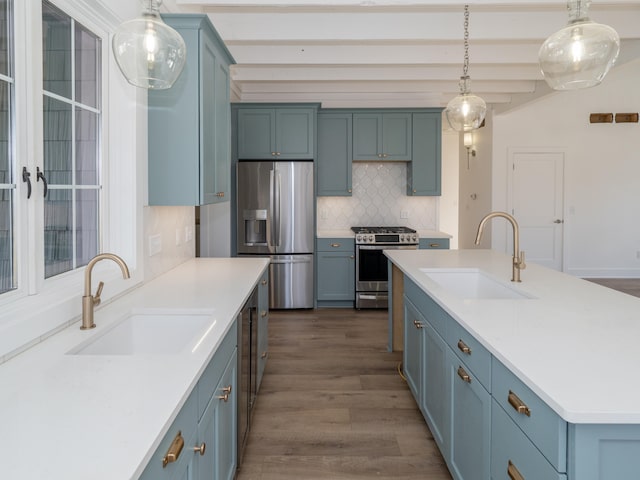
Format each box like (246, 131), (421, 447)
(243, 209), (267, 245)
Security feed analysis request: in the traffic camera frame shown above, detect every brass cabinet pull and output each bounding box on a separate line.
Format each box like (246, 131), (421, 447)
(330, 243), (341, 247)
(347, 188), (352, 193)
(457, 339), (472, 355)
(349, 255), (355, 259)
(217, 385), (232, 402)
(413, 319), (423, 329)
(261, 310), (268, 317)
(457, 366), (471, 383)
(508, 390), (531, 417)
(193, 442), (206, 456)
(261, 279), (267, 286)
(216, 192), (225, 198)
(261, 351), (268, 359)
(430, 243), (440, 248)
(162, 431), (185, 468)
(507, 460), (525, 480)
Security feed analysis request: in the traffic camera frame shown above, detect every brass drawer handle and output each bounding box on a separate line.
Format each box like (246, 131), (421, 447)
(507, 460), (525, 480)
(193, 442), (206, 456)
(261, 279), (267, 285)
(162, 431), (185, 468)
(508, 390), (531, 417)
(330, 243), (341, 247)
(217, 385), (232, 402)
(261, 310), (268, 317)
(430, 243), (440, 248)
(457, 366), (471, 383)
(216, 192), (225, 198)
(457, 339), (472, 355)
(413, 319), (423, 329)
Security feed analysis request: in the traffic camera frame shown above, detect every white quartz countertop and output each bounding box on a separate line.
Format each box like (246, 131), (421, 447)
(0, 257), (269, 480)
(386, 249), (640, 424)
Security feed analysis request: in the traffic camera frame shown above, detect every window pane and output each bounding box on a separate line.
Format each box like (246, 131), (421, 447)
(75, 23), (100, 108)
(42, 1), (71, 98)
(43, 96), (72, 185)
(44, 189), (72, 278)
(0, 0), (10, 77)
(0, 187), (13, 293)
(75, 189), (98, 268)
(76, 108), (97, 185)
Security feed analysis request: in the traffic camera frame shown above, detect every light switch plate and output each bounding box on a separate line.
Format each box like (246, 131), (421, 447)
(148, 234), (162, 256)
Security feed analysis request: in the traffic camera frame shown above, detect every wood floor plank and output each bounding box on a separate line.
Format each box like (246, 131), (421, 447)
(236, 308), (452, 480)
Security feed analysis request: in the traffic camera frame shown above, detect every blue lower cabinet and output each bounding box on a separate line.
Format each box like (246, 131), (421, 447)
(419, 238), (450, 249)
(403, 298), (424, 403)
(492, 400), (566, 480)
(316, 238), (355, 307)
(257, 271), (269, 392)
(448, 351), (491, 480)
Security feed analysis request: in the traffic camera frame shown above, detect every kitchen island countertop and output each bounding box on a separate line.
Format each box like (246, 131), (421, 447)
(386, 248), (640, 424)
(0, 257), (269, 480)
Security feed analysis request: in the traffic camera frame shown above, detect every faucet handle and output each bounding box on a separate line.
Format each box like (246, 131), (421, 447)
(519, 251), (526, 270)
(94, 281), (104, 306)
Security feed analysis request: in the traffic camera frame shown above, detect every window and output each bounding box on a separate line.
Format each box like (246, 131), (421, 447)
(0, 0), (13, 295)
(42, 0), (101, 278)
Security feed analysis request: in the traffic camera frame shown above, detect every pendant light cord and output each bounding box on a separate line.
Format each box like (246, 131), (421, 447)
(463, 4), (469, 78)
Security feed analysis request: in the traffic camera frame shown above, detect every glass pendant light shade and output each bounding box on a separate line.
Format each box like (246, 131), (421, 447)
(112, 0), (186, 90)
(539, 0), (620, 90)
(446, 77), (487, 132)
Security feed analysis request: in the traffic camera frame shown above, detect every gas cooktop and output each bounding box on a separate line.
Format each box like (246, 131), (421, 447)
(350, 226), (417, 235)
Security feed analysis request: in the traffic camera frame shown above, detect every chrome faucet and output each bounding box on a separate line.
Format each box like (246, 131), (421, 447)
(81, 253), (130, 330)
(475, 211), (526, 282)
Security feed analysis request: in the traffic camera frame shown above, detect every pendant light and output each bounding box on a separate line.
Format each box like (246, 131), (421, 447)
(539, 0), (620, 91)
(112, 0), (187, 90)
(445, 4), (487, 132)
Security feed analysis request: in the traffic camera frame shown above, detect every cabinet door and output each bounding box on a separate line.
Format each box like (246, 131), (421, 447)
(195, 352), (237, 480)
(317, 113), (352, 196)
(353, 113), (382, 161)
(381, 113), (411, 160)
(317, 251), (355, 301)
(275, 108), (315, 159)
(422, 318), (449, 454)
(237, 109), (276, 159)
(408, 113), (441, 196)
(212, 54), (231, 203)
(403, 298), (424, 404)
(200, 30), (219, 205)
(257, 271), (269, 392)
(419, 238), (449, 250)
(448, 352), (491, 480)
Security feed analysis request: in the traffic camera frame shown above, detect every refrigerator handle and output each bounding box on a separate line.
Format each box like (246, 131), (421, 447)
(269, 170), (276, 247)
(274, 170), (281, 247)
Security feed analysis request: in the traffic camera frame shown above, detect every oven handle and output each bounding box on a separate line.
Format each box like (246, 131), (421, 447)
(358, 294), (389, 300)
(356, 245), (418, 250)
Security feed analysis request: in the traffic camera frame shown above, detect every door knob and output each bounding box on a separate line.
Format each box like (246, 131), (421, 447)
(553, 219), (564, 224)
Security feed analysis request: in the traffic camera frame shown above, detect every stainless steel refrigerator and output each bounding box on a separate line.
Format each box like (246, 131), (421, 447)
(236, 160), (314, 309)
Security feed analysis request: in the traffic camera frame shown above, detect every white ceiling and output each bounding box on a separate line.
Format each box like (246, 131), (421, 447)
(175, 0), (640, 110)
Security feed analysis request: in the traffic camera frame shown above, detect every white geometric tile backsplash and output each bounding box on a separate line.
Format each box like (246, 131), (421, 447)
(317, 162), (438, 230)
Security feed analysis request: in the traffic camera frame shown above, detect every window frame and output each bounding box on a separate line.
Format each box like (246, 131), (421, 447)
(0, 0), (142, 360)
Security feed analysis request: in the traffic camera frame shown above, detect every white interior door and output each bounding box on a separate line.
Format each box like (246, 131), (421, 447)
(510, 150), (565, 271)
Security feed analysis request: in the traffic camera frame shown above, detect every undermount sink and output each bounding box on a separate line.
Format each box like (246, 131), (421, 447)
(69, 309), (216, 355)
(420, 268), (534, 300)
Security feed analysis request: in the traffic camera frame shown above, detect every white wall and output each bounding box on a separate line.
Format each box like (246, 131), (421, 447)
(493, 59), (640, 278)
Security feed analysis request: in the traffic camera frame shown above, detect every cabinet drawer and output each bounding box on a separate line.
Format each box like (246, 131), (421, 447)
(419, 238), (449, 249)
(447, 320), (491, 391)
(139, 391), (198, 480)
(492, 359), (567, 472)
(197, 321), (238, 419)
(316, 237), (354, 252)
(404, 277), (448, 338)
(492, 400), (566, 480)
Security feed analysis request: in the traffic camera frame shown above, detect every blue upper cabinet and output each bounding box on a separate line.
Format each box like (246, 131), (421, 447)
(148, 15), (235, 206)
(407, 112), (442, 196)
(317, 112), (352, 196)
(237, 106), (316, 159)
(353, 112), (412, 161)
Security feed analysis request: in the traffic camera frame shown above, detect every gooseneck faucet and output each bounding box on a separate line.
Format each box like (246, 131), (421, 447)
(81, 253), (130, 330)
(475, 212), (526, 282)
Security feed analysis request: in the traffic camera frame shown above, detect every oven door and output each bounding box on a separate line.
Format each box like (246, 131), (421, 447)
(355, 244), (417, 292)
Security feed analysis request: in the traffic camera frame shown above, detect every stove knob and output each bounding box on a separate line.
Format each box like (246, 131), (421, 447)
(400, 234), (405, 242)
(412, 234), (418, 242)
(356, 234), (362, 242)
(368, 235), (374, 242)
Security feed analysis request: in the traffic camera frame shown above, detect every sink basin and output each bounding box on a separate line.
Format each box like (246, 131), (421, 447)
(420, 268), (534, 300)
(69, 310), (216, 355)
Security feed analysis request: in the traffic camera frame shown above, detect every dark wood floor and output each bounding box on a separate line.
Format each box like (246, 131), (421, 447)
(236, 308), (451, 480)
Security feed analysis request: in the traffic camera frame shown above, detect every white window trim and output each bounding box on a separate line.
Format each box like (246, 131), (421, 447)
(0, 0), (144, 361)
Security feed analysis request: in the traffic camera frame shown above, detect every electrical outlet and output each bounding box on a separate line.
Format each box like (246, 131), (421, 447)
(175, 229), (182, 246)
(400, 210), (409, 219)
(148, 234), (162, 256)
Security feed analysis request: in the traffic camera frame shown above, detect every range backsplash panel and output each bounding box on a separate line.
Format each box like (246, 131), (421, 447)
(317, 162), (438, 230)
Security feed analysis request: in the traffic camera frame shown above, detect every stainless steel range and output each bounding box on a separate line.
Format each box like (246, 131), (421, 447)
(351, 226), (419, 309)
